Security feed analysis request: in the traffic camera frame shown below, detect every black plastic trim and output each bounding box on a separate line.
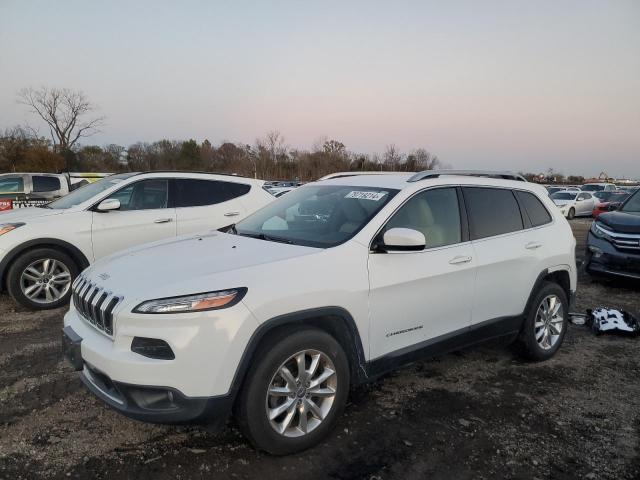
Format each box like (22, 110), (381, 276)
(367, 315), (523, 377)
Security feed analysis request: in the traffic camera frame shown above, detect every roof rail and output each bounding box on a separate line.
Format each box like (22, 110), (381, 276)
(407, 170), (527, 183)
(318, 171), (411, 181)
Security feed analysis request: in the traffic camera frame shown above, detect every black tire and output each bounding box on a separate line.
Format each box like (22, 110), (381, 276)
(516, 281), (569, 361)
(567, 208), (575, 220)
(6, 248), (78, 310)
(237, 327), (350, 455)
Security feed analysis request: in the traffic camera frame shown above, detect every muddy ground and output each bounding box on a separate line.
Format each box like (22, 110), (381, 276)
(0, 219), (639, 480)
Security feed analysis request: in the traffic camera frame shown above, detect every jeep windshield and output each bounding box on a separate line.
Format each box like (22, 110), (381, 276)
(47, 173), (136, 209)
(235, 184), (399, 248)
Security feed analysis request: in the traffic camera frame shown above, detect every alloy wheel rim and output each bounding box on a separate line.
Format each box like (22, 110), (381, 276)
(265, 349), (337, 438)
(534, 294), (564, 350)
(20, 258), (71, 304)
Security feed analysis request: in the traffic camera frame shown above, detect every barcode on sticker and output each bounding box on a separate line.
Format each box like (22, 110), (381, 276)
(345, 191), (387, 201)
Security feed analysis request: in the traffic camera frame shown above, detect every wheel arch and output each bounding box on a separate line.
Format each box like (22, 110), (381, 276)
(522, 267), (573, 325)
(0, 238), (90, 290)
(229, 307), (368, 403)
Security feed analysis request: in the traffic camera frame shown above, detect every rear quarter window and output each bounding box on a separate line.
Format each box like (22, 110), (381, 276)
(462, 187), (524, 240)
(515, 191), (552, 227)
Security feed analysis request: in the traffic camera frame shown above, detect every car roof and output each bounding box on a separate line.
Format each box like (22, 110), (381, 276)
(317, 172), (548, 196)
(130, 171), (263, 183)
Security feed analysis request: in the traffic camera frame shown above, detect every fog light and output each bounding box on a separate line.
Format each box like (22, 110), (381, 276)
(131, 337), (175, 360)
(589, 246), (603, 258)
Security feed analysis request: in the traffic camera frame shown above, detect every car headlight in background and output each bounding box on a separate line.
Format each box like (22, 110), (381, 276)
(0, 223), (25, 236)
(133, 288), (247, 314)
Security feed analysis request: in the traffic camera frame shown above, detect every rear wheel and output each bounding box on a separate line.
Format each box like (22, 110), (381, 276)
(7, 248), (78, 310)
(237, 328), (350, 455)
(516, 282), (568, 361)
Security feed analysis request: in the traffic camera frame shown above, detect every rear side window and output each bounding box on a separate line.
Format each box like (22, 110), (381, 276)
(463, 187), (523, 240)
(0, 177), (24, 193)
(515, 191), (552, 227)
(33, 175), (62, 192)
(173, 179), (251, 208)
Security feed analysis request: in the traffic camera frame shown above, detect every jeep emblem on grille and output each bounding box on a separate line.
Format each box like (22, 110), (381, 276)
(98, 273), (110, 280)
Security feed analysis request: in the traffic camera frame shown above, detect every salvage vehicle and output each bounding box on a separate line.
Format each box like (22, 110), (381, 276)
(585, 187), (640, 280)
(63, 170), (577, 455)
(0, 172), (111, 210)
(592, 191), (630, 218)
(0, 172), (273, 310)
(580, 182), (617, 192)
(550, 190), (597, 219)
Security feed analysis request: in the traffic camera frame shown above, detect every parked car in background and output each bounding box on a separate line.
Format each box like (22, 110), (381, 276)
(63, 171), (576, 455)
(586, 188), (640, 280)
(581, 182), (617, 192)
(0, 172), (111, 211)
(592, 191), (631, 217)
(550, 191), (597, 219)
(0, 172), (274, 310)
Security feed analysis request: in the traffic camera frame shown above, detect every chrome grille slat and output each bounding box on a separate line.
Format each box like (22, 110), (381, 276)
(72, 275), (122, 337)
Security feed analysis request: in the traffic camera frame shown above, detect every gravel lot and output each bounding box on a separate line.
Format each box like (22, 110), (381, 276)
(1, 219), (639, 480)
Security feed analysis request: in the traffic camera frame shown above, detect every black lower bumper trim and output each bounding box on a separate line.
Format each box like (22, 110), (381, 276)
(80, 363), (234, 425)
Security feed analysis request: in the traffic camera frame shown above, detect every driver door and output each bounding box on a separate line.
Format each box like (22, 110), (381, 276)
(91, 179), (176, 260)
(576, 192), (595, 216)
(367, 187), (476, 359)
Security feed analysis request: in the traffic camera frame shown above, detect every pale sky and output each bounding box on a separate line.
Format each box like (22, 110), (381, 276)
(1, 0), (639, 177)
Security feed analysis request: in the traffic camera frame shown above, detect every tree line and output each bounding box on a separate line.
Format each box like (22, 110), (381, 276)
(0, 128), (443, 181)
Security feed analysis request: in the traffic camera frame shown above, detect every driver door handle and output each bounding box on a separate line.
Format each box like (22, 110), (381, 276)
(224, 212), (240, 217)
(449, 255), (472, 265)
(154, 218), (173, 224)
(525, 241), (542, 250)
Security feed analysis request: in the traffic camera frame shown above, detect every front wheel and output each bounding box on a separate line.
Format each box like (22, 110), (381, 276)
(567, 207), (575, 220)
(516, 282), (569, 361)
(237, 328), (350, 455)
(6, 248), (78, 310)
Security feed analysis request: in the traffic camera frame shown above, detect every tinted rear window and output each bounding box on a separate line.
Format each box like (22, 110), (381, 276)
(173, 179), (250, 207)
(515, 191), (552, 227)
(463, 187), (524, 240)
(33, 175), (62, 192)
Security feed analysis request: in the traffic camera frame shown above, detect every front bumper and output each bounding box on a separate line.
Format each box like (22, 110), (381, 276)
(586, 232), (640, 280)
(63, 324), (233, 424)
(62, 300), (259, 423)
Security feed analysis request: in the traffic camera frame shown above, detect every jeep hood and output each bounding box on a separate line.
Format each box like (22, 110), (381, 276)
(85, 232), (321, 300)
(597, 211), (640, 234)
(0, 207), (65, 222)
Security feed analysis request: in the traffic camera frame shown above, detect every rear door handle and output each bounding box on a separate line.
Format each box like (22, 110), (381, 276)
(525, 241), (542, 250)
(154, 218), (173, 224)
(224, 212), (240, 217)
(449, 255), (472, 265)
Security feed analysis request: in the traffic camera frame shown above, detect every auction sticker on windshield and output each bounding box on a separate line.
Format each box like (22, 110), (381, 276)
(345, 191), (388, 201)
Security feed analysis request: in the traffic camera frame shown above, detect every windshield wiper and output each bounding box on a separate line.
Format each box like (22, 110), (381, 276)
(237, 231), (294, 244)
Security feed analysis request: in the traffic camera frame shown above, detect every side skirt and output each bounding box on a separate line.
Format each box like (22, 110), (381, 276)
(365, 315), (523, 379)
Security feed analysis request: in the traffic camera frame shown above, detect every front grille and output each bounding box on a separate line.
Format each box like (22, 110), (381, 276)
(72, 275), (123, 336)
(596, 224), (640, 252)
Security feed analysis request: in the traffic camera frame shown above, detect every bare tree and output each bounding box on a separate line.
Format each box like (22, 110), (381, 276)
(17, 87), (105, 152)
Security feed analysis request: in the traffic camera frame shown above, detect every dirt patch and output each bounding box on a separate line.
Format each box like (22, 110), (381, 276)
(0, 219), (639, 479)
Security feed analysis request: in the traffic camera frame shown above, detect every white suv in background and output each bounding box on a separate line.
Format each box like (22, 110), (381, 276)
(0, 172), (273, 310)
(63, 171), (577, 455)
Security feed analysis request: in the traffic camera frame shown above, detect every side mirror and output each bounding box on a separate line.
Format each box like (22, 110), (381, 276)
(381, 228), (426, 252)
(97, 198), (121, 212)
(608, 204), (619, 211)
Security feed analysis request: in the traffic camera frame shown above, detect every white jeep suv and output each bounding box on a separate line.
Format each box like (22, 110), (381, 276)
(62, 171), (577, 455)
(0, 172), (273, 310)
